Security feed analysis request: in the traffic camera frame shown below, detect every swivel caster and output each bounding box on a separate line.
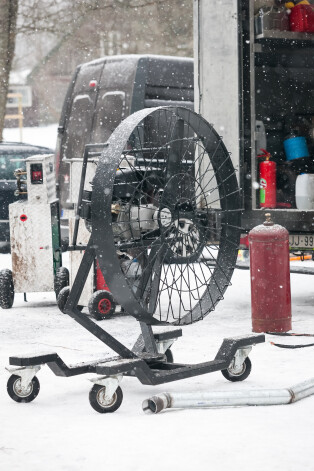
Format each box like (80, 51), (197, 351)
(221, 357), (252, 382)
(7, 374), (40, 403)
(89, 385), (123, 413)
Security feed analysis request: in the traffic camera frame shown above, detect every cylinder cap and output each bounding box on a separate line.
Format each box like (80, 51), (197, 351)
(264, 213), (274, 226)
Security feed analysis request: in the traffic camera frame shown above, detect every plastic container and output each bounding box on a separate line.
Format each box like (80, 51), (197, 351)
(289, 4), (314, 33)
(295, 174), (314, 210)
(255, 6), (289, 35)
(284, 136), (309, 161)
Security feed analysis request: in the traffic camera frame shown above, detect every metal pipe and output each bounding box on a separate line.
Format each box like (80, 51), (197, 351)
(142, 378), (314, 414)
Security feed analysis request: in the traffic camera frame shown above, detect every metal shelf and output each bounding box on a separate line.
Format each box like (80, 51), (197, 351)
(256, 30), (314, 41)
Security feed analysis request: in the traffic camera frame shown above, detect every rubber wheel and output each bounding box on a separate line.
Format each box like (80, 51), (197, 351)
(88, 290), (116, 320)
(221, 357), (252, 382)
(7, 374), (40, 403)
(57, 286), (83, 314)
(89, 385), (123, 413)
(54, 267), (69, 298)
(165, 348), (174, 363)
(0, 269), (14, 309)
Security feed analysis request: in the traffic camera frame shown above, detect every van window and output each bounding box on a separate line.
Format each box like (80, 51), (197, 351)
(92, 91), (126, 143)
(63, 94), (94, 160)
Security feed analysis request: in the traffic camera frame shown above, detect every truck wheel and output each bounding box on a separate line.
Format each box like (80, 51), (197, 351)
(88, 290), (116, 320)
(89, 385), (123, 413)
(0, 269), (14, 309)
(54, 267), (69, 298)
(7, 374), (40, 403)
(221, 357), (252, 382)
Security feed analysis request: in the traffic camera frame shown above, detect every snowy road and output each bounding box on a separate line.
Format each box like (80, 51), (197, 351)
(1, 250), (314, 471)
(2, 125), (314, 469)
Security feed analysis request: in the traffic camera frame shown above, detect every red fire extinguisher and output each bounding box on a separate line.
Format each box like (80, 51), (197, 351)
(258, 149), (276, 209)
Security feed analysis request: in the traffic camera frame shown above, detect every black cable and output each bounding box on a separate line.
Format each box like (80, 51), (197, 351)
(267, 332), (314, 337)
(270, 342), (314, 349)
(268, 332), (314, 349)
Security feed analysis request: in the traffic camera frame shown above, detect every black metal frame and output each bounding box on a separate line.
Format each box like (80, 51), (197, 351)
(9, 329), (265, 386)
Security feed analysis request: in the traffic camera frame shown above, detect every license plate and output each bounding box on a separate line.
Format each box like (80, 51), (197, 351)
(289, 234), (314, 249)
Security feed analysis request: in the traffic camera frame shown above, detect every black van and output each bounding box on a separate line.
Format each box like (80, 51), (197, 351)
(55, 54), (194, 211)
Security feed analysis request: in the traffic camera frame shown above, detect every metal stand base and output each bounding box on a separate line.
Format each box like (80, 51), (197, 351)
(7, 235), (265, 411)
(9, 333), (264, 386)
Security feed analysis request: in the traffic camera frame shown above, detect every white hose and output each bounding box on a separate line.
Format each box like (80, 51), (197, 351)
(142, 377), (314, 414)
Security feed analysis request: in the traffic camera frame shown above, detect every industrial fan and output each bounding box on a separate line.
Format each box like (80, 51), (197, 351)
(6, 107), (264, 413)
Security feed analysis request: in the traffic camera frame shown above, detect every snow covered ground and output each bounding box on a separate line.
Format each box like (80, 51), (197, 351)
(1, 251), (314, 471)
(1, 126), (314, 470)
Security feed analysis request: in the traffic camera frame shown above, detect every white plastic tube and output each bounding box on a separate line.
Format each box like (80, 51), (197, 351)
(142, 378), (314, 414)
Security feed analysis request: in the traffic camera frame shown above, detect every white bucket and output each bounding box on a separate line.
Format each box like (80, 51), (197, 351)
(295, 174), (314, 210)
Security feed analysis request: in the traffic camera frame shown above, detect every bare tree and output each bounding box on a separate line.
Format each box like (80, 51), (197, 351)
(0, 0), (18, 141)
(0, 0), (187, 138)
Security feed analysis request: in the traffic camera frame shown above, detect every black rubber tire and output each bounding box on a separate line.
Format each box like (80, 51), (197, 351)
(165, 348), (174, 363)
(88, 290), (116, 320)
(54, 267), (70, 298)
(0, 269), (14, 309)
(89, 385), (123, 413)
(57, 286), (83, 314)
(7, 374), (40, 403)
(221, 357), (252, 382)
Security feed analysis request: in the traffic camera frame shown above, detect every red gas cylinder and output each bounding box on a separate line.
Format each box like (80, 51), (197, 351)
(249, 213), (291, 333)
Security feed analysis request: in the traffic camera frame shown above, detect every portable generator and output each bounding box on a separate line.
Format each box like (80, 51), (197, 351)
(0, 154), (68, 308)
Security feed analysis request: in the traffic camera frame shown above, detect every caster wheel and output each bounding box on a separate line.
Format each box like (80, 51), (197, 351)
(88, 290), (116, 320)
(54, 267), (69, 298)
(57, 287), (83, 314)
(89, 385), (123, 413)
(165, 348), (174, 363)
(221, 357), (252, 382)
(7, 374), (40, 403)
(0, 269), (14, 309)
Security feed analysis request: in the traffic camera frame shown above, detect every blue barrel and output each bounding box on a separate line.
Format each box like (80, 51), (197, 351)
(284, 136), (309, 161)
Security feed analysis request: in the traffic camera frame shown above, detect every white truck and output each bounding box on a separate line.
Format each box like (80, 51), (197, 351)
(194, 0), (314, 251)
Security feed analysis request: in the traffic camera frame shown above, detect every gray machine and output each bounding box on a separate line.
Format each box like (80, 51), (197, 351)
(0, 154), (68, 309)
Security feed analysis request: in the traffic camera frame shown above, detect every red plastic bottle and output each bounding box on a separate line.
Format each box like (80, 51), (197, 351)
(289, 4), (314, 33)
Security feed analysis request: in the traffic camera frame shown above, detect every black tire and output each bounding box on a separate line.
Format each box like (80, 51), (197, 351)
(54, 267), (69, 298)
(88, 290), (116, 320)
(89, 385), (123, 413)
(0, 269), (14, 309)
(7, 374), (40, 403)
(57, 286), (83, 314)
(165, 348), (174, 363)
(221, 357), (252, 382)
